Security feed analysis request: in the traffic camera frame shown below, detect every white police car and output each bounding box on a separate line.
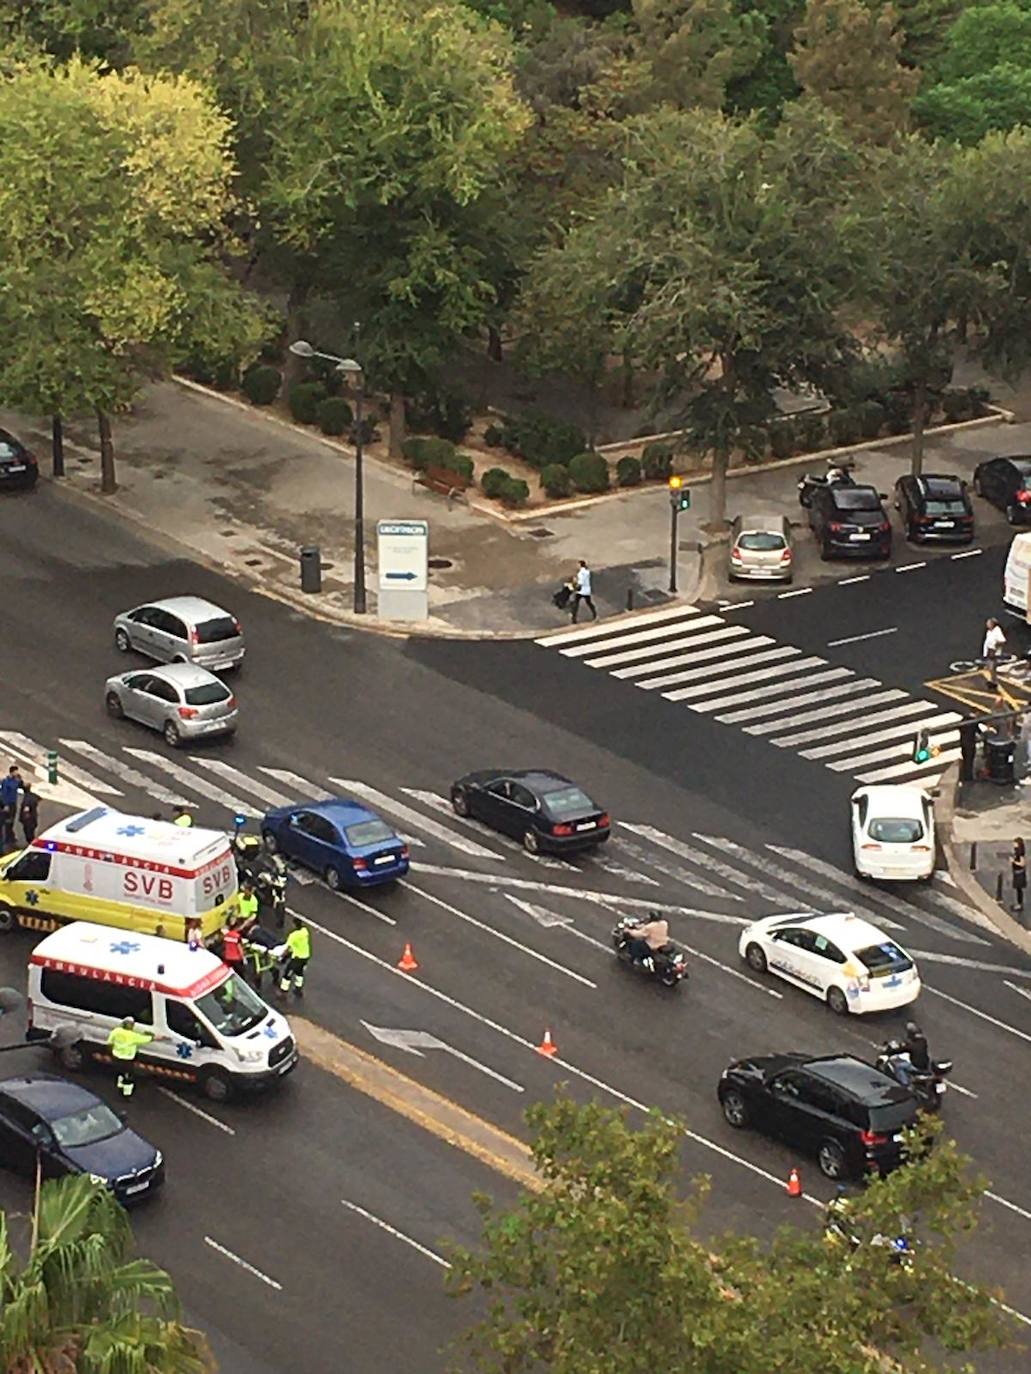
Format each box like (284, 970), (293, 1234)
(738, 911), (921, 1015)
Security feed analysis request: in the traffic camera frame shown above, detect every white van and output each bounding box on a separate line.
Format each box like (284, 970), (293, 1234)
(1003, 532), (1031, 619)
(27, 922), (297, 1102)
(0, 807), (238, 941)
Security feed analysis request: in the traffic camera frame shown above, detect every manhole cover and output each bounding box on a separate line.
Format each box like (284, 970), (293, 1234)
(526, 528), (554, 539)
(219, 528), (235, 536)
(321, 562), (335, 572)
(244, 558), (263, 567)
(428, 557), (453, 569)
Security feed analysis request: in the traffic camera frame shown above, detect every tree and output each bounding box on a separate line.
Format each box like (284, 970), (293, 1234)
(0, 1173), (212, 1372)
(0, 0), (148, 65)
(448, 1095), (1011, 1374)
(0, 54), (268, 490)
(790, 0), (919, 143)
(261, 0), (530, 456)
(913, 2), (1031, 143)
(631, 0), (768, 109)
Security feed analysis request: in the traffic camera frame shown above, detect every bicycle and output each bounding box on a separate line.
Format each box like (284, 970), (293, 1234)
(948, 653), (1022, 675)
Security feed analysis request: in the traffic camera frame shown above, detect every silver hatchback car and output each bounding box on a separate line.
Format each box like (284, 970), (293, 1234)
(112, 597), (245, 673)
(104, 663), (238, 748)
(729, 513), (794, 583)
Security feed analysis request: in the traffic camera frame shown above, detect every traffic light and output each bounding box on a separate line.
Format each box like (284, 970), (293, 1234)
(668, 475), (691, 511)
(912, 728), (941, 765)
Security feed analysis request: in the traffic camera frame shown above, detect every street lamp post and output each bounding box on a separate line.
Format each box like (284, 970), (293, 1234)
(289, 336), (367, 615)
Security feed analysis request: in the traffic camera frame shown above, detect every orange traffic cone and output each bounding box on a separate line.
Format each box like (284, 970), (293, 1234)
(397, 942), (419, 973)
(536, 1028), (558, 1057)
(786, 1166), (802, 1198)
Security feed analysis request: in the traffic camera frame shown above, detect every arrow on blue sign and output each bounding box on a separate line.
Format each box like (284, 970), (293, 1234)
(385, 571), (418, 581)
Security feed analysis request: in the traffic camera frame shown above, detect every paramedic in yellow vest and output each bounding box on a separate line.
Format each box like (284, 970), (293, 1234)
(107, 1017), (155, 1098)
(173, 806), (193, 827)
(279, 917), (312, 996)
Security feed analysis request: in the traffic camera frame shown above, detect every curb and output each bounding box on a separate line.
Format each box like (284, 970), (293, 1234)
(939, 762), (1031, 955)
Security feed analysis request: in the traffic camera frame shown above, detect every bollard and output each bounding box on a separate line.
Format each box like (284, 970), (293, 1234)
(996, 871), (1004, 903)
(626, 587), (634, 612)
(47, 750), (58, 785)
(299, 546), (322, 594)
(969, 841), (977, 872)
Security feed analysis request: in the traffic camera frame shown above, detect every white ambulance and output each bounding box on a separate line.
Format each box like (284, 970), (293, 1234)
(27, 922), (297, 1101)
(1003, 531), (1031, 619)
(0, 807), (238, 941)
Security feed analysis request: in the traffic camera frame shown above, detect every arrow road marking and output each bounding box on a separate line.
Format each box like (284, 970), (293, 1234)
(503, 894), (573, 928)
(361, 1021), (524, 1091)
(58, 739), (189, 806)
(340, 1199), (451, 1268)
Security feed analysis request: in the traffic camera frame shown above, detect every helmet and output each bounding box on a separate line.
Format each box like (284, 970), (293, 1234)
(905, 1021), (921, 1038)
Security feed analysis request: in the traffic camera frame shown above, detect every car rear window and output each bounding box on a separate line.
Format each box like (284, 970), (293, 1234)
(835, 489), (881, 511)
(0, 441), (20, 460)
(924, 498), (967, 515)
(542, 786), (595, 816)
(868, 1100), (920, 1133)
(738, 532), (785, 551)
(184, 682), (231, 706)
(344, 820), (395, 847)
(868, 818), (923, 843)
(856, 942), (914, 976)
(195, 616), (239, 644)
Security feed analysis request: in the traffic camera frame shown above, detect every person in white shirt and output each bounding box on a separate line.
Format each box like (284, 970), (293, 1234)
(983, 618), (1007, 660)
(571, 560), (597, 624)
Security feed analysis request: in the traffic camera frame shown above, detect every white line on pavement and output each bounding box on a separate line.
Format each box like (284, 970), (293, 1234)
(0, 730), (122, 798)
(332, 779), (502, 860)
(204, 1236), (282, 1290)
(258, 767), (333, 800)
(58, 739), (190, 806)
(724, 677), (881, 726)
(314, 886), (396, 926)
(777, 587), (812, 599)
(616, 835), (743, 901)
(191, 758), (293, 808)
(985, 1190), (1031, 1223)
(838, 575), (870, 585)
(589, 623), (745, 671)
(619, 822), (793, 907)
(399, 879), (597, 988)
(609, 630), (763, 679)
(664, 655), (828, 703)
(914, 952), (1031, 978)
(341, 1199), (452, 1268)
(123, 748), (260, 817)
(535, 603), (699, 648)
(951, 548), (983, 560)
(400, 788), (562, 867)
(1004, 979), (1031, 1001)
(689, 668), (854, 713)
(721, 600), (754, 610)
(156, 1086), (235, 1135)
(925, 985), (1031, 1044)
(638, 645), (801, 693)
(895, 562), (926, 573)
(827, 627), (898, 647)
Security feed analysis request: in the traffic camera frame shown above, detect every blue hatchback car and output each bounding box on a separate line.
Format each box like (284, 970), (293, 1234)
(262, 799), (410, 889)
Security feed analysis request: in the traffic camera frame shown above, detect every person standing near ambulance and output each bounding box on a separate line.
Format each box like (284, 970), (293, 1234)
(278, 917), (312, 996)
(107, 1017), (155, 1098)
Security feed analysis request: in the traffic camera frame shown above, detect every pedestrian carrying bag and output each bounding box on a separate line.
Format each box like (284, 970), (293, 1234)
(553, 584), (572, 610)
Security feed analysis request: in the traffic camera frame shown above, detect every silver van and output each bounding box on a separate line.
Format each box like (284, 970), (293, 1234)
(729, 513), (794, 583)
(113, 596), (245, 672)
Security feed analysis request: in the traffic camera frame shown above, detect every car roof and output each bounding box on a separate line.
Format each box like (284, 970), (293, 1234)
(148, 662), (228, 688)
(804, 1055), (915, 1107)
(143, 596), (233, 621)
(0, 1073), (99, 1119)
(854, 784), (927, 817)
(509, 770), (576, 790)
(298, 799), (390, 828)
(916, 474), (964, 495)
(734, 512), (787, 532)
(772, 911), (899, 952)
(996, 456), (1031, 473)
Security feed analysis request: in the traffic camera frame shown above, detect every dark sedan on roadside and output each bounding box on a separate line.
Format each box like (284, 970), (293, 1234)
(808, 484), (892, 561)
(0, 1074), (164, 1204)
(450, 769), (610, 854)
(893, 473), (974, 544)
(0, 429), (38, 492)
(973, 455), (1031, 523)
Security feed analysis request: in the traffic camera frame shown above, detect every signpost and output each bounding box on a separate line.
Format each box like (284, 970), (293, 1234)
(376, 519), (429, 621)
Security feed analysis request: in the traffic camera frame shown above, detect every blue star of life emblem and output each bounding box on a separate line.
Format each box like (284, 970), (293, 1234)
(25, 890), (39, 906)
(176, 1042), (194, 1059)
(263, 1022), (278, 1039)
(117, 824), (145, 837)
(110, 940), (140, 956)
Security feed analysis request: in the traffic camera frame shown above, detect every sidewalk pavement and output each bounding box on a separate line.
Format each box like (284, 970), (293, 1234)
(940, 767), (1031, 956)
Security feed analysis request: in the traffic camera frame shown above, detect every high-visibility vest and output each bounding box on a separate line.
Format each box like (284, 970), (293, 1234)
(286, 926), (311, 961)
(239, 893), (259, 922)
(174, 813), (193, 827)
(107, 1026), (153, 1061)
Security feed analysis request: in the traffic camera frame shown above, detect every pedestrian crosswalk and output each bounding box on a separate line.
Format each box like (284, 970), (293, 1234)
(0, 724), (989, 946)
(535, 608), (962, 789)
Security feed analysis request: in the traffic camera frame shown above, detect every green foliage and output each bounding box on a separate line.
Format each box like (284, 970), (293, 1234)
(632, 0), (769, 111)
(501, 412), (587, 469)
(641, 440), (675, 479)
(568, 449), (610, 492)
(440, 450), (475, 481)
(884, 389), (913, 434)
(499, 475), (530, 506)
(768, 416), (799, 458)
(828, 405), (862, 446)
(288, 380), (327, 423)
(616, 454), (643, 486)
(795, 410), (827, 450)
(242, 363), (283, 406)
(409, 387), (474, 443)
(317, 395), (354, 435)
(541, 462), (573, 496)
(914, 63), (1031, 144)
(482, 465), (513, 497)
(857, 398), (886, 438)
(402, 435), (458, 471)
(483, 423), (505, 447)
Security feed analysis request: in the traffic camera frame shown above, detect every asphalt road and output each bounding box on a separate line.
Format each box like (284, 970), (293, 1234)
(1, 482), (1030, 1370)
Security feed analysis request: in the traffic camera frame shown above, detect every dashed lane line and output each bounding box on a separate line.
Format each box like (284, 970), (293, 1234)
(156, 1086), (235, 1136)
(204, 1236), (282, 1291)
(340, 1199), (452, 1268)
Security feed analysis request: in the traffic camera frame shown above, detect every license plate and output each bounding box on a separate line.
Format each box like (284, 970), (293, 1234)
(849, 532), (871, 541)
(575, 821), (596, 831)
(935, 520), (954, 528)
(935, 1082), (946, 1094)
(277, 1056), (295, 1075)
(124, 1181), (149, 1195)
(6, 464), (25, 473)
(373, 855), (394, 865)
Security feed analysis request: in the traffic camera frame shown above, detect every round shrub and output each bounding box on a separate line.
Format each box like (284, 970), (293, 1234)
(568, 450), (610, 494)
(504, 412), (585, 469)
(483, 423), (505, 448)
(289, 381), (327, 424)
(942, 388), (974, 423)
(828, 407), (861, 447)
(482, 466), (511, 498)
(641, 441), (674, 481)
(616, 455), (642, 487)
(306, 355), (343, 396)
(883, 391), (911, 435)
(857, 400), (886, 439)
(439, 450), (474, 483)
(500, 476), (529, 508)
(541, 463), (572, 498)
(795, 411), (826, 452)
(768, 419), (797, 460)
(401, 436), (433, 470)
(317, 396), (354, 436)
(242, 364), (282, 407)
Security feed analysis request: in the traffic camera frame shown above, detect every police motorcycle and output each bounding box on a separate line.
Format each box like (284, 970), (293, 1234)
(824, 1188), (915, 1269)
(875, 1039), (952, 1112)
(611, 914), (688, 988)
(797, 455), (857, 508)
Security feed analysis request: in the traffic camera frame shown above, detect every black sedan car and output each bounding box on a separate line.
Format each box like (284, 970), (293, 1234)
(808, 484), (892, 560)
(0, 1074), (164, 1204)
(0, 428), (38, 492)
(450, 769), (610, 854)
(972, 455), (1031, 523)
(893, 473), (974, 544)
(717, 1052), (919, 1180)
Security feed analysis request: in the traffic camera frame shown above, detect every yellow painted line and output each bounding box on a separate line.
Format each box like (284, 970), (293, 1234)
(291, 1018), (542, 1192)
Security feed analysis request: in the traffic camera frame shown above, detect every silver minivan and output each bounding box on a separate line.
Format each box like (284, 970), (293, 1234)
(113, 597), (245, 672)
(729, 513), (794, 583)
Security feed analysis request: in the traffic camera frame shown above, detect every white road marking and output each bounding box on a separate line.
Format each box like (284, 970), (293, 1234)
(122, 748), (260, 817)
(925, 984), (1031, 1044)
(400, 788), (559, 866)
(341, 1199), (452, 1268)
(535, 604), (701, 647)
(724, 678), (882, 726)
(895, 562), (926, 573)
(1004, 980), (1031, 1001)
(204, 1236), (282, 1290)
(399, 879), (596, 988)
(776, 700), (936, 750)
(721, 600), (755, 610)
(58, 738), (190, 806)
(559, 614), (714, 659)
(838, 574), (870, 585)
(331, 779), (502, 860)
(615, 835), (743, 901)
(664, 655), (828, 703)
(777, 587), (812, 599)
(582, 616), (727, 667)
(827, 627), (898, 647)
(689, 668), (854, 713)
(587, 851), (661, 885)
(604, 626), (751, 674)
(156, 1086), (235, 1135)
(825, 727), (960, 772)
(750, 689), (905, 739)
(619, 823), (790, 906)
(310, 887), (396, 926)
(911, 951), (1025, 976)
(503, 894), (573, 929)
(190, 758), (293, 809)
(638, 645), (801, 693)
(612, 632), (771, 680)
(258, 767), (333, 801)
(855, 749), (961, 784)
(951, 548), (983, 560)
(984, 1191), (1031, 1223)
(361, 1021), (525, 1092)
(0, 730), (123, 798)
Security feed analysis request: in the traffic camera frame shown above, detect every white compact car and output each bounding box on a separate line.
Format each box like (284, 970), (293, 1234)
(851, 785), (935, 881)
(739, 911), (921, 1015)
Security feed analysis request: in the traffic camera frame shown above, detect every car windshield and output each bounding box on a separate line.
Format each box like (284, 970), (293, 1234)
(345, 819), (395, 847)
(924, 498), (967, 515)
(184, 682), (231, 706)
(542, 786), (594, 815)
(738, 532), (785, 551)
(195, 616), (238, 644)
(856, 942), (914, 975)
(835, 490), (881, 511)
(195, 977), (267, 1036)
(868, 818), (923, 843)
(50, 1102), (123, 1149)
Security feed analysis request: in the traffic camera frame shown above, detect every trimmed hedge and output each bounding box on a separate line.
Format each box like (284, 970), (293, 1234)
(499, 412), (586, 469)
(883, 391), (912, 435)
(568, 450), (609, 493)
(317, 396), (353, 436)
(828, 407), (862, 447)
(795, 411), (826, 451)
(241, 364), (281, 406)
(768, 419), (798, 460)
(401, 436), (456, 470)
(616, 455), (642, 487)
(482, 466), (511, 498)
(942, 386), (990, 423)
(540, 463), (572, 498)
(857, 399), (886, 439)
(641, 441), (674, 481)
(439, 450), (474, 482)
(288, 381), (327, 424)
(500, 476), (530, 508)
(409, 390), (473, 444)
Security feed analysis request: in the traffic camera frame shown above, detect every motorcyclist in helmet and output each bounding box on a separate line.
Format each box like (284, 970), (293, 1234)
(626, 912), (670, 969)
(904, 1020), (930, 1072)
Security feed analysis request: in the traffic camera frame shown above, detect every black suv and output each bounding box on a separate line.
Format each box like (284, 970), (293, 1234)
(717, 1052), (919, 1179)
(972, 455), (1031, 523)
(808, 484), (891, 561)
(893, 474), (974, 544)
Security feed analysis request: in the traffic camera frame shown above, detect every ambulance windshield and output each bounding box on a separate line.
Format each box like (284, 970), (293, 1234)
(195, 976), (267, 1037)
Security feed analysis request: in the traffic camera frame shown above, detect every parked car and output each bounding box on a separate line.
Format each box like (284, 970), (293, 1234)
(728, 513), (793, 583)
(105, 662), (237, 748)
(450, 769), (610, 854)
(0, 1073), (164, 1204)
(113, 596), (245, 672)
(808, 484), (892, 560)
(972, 455), (1031, 523)
(0, 428), (39, 492)
(893, 474), (974, 544)
(717, 1052), (920, 1180)
(851, 785), (935, 882)
(262, 799), (409, 890)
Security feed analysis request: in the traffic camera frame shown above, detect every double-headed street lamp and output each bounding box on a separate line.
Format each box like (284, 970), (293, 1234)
(289, 337), (367, 615)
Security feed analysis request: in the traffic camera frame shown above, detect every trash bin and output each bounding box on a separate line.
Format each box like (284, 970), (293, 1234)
(985, 733), (1015, 785)
(300, 545), (322, 594)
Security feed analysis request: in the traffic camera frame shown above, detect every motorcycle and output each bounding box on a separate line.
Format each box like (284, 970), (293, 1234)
(875, 1040), (953, 1112)
(824, 1194), (915, 1269)
(254, 855), (288, 928)
(611, 916), (688, 988)
(797, 461), (856, 508)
